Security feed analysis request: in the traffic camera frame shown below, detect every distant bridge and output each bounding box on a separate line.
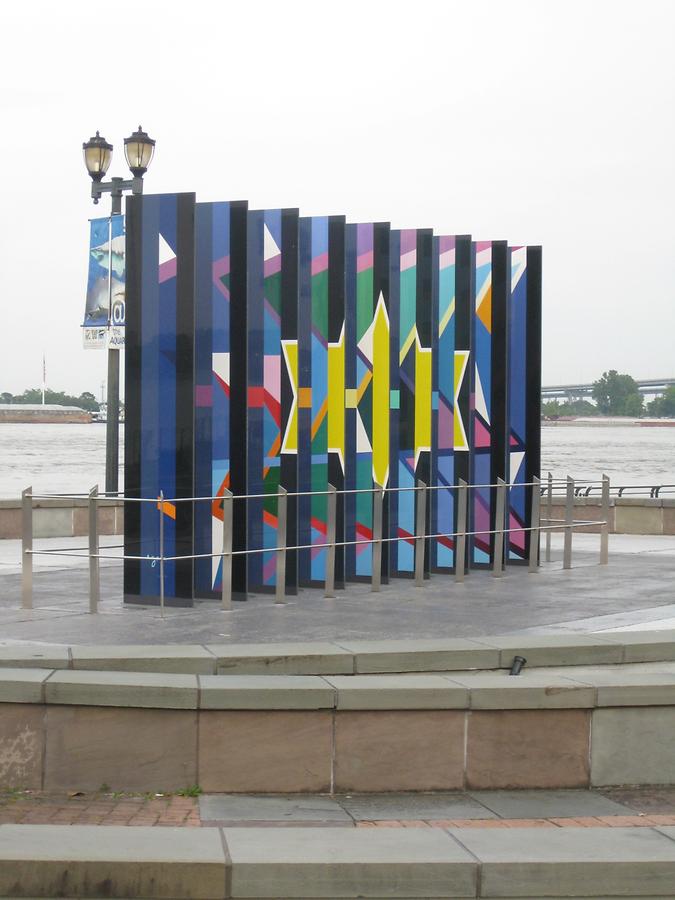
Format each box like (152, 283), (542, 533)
(542, 378), (675, 400)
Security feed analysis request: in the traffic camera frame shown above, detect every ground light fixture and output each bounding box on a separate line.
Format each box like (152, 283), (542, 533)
(82, 126), (155, 495)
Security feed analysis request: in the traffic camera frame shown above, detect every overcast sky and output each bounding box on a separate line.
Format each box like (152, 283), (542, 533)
(1, 0), (673, 398)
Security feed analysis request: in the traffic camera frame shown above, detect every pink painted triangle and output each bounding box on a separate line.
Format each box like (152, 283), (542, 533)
(475, 417), (490, 448)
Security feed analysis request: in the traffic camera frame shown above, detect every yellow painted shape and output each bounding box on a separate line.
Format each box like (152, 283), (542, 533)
(328, 324), (346, 470)
(398, 325), (416, 366)
(372, 294), (390, 486)
(454, 350), (470, 451)
(281, 340), (298, 454)
(345, 388), (358, 409)
(414, 332), (432, 464)
(439, 298), (455, 337)
(477, 285), (492, 333)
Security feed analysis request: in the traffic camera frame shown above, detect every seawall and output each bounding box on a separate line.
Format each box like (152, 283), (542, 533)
(0, 497), (673, 540)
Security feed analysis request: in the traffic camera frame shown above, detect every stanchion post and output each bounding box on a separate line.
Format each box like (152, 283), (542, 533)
(275, 487), (287, 604)
(159, 490), (165, 618)
(455, 479), (467, 584)
(600, 473), (610, 565)
(221, 489), (233, 610)
(371, 484), (383, 592)
(325, 483), (337, 598)
(21, 486), (33, 610)
(88, 485), (100, 613)
(492, 478), (506, 578)
(529, 476), (541, 573)
(414, 480), (427, 587)
(563, 476), (574, 570)
(545, 471), (553, 562)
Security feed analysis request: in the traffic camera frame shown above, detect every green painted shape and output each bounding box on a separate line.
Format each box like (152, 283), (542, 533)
(264, 270), (281, 315)
(390, 389), (400, 409)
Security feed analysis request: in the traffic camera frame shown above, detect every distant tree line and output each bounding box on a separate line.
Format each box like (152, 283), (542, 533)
(0, 389), (100, 412)
(542, 370), (675, 418)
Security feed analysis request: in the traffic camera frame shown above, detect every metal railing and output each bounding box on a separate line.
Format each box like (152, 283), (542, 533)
(542, 476), (674, 499)
(20, 475), (611, 615)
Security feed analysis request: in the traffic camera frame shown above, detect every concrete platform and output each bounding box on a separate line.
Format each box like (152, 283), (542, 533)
(0, 534), (674, 646)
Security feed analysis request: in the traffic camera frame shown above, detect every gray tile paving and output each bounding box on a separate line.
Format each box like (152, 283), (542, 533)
(199, 794), (352, 825)
(0, 538), (674, 645)
(336, 792), (497, 821)
(466, 789), (632, 819)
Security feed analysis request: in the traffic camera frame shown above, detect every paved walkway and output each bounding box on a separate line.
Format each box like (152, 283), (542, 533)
(3, 788), (675, 829)
(0, 534), (674, 644)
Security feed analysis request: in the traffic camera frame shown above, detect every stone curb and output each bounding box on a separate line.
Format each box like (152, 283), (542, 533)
(3, 824), (675, 897)
(0, 630), (674, 677)
(2, 665), (675, 710)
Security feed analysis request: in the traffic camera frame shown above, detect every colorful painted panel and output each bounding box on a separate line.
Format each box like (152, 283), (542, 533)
(431, 235), (456, 570)
(508, 245), (528, 560)
(472, 241), (493, 564)
(124, 192), (194, 603)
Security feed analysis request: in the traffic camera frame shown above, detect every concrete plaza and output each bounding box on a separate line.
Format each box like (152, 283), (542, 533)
(0, 533), (673, 646)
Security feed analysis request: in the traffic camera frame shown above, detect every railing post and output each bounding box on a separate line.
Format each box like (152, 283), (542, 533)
(371, 483), (383, 592)
(529, 476), (541, 573)
(414, 480), (427, 587)
(600, 473), (610, 565)
(325, 483), (337, 598)
(455, 479), (468, 584)
(492, 477), (506, 578)
(221, 489), (233, 610)
(88, 485), (100, 613)
(563, 476), (574, 570)
(21, 486), (33, 610)
(159, 490), (165, 618)
(275, 487), (287, 604)
(545, 471), (553, 562)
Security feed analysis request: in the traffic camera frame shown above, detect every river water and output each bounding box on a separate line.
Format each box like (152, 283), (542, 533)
(0, 422), (674, 498)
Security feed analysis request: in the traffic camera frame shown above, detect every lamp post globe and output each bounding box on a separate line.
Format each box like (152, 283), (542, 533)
(82, 131), (113, 182)
(124, 126), (155, 178)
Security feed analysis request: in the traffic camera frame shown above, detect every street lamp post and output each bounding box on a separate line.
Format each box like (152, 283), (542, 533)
(82, 127), (155, 495)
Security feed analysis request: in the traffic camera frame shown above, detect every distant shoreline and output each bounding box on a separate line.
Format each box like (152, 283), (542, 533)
(542, 417), (675, 428)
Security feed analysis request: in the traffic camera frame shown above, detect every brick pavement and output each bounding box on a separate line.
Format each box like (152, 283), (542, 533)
(3, 790), (675, 829)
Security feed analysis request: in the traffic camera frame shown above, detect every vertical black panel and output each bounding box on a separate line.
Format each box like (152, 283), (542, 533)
(491, 239), (509, 528)
(490, 241), (509, 571)
(123, 194), (142, 597)
(229, 201), (249, 599)
(174, 193), (196, 600)
(416, 229), (433, 576)
(525, 245), (543, 558)
(327, 215), (346, 588)
(454, 234), (472, 572)
(281, 208), (299, 595)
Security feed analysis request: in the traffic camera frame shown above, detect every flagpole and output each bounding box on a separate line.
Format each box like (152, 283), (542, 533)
(42, 353), (46, 406)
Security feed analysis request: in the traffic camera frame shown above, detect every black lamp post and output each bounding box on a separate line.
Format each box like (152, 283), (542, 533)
(83, 127), (155, 494)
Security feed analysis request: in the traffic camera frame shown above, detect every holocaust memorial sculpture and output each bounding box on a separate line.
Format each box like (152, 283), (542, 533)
(123, 193), (541, 605)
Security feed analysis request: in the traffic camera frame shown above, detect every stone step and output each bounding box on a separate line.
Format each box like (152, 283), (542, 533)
(2, 824), (675, 897)
(0, 630), (674, 676)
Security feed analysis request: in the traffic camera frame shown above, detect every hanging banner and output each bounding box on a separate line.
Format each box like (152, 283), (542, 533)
(82, 215), (125, 349)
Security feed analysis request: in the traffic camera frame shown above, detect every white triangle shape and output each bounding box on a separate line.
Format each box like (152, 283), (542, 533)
(159, 233), (176, 265)
(263, 224), (281, 261)
(211, 516), (223, 587)
(356, 410), (372, 453)
(510, 451), (525, 484)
